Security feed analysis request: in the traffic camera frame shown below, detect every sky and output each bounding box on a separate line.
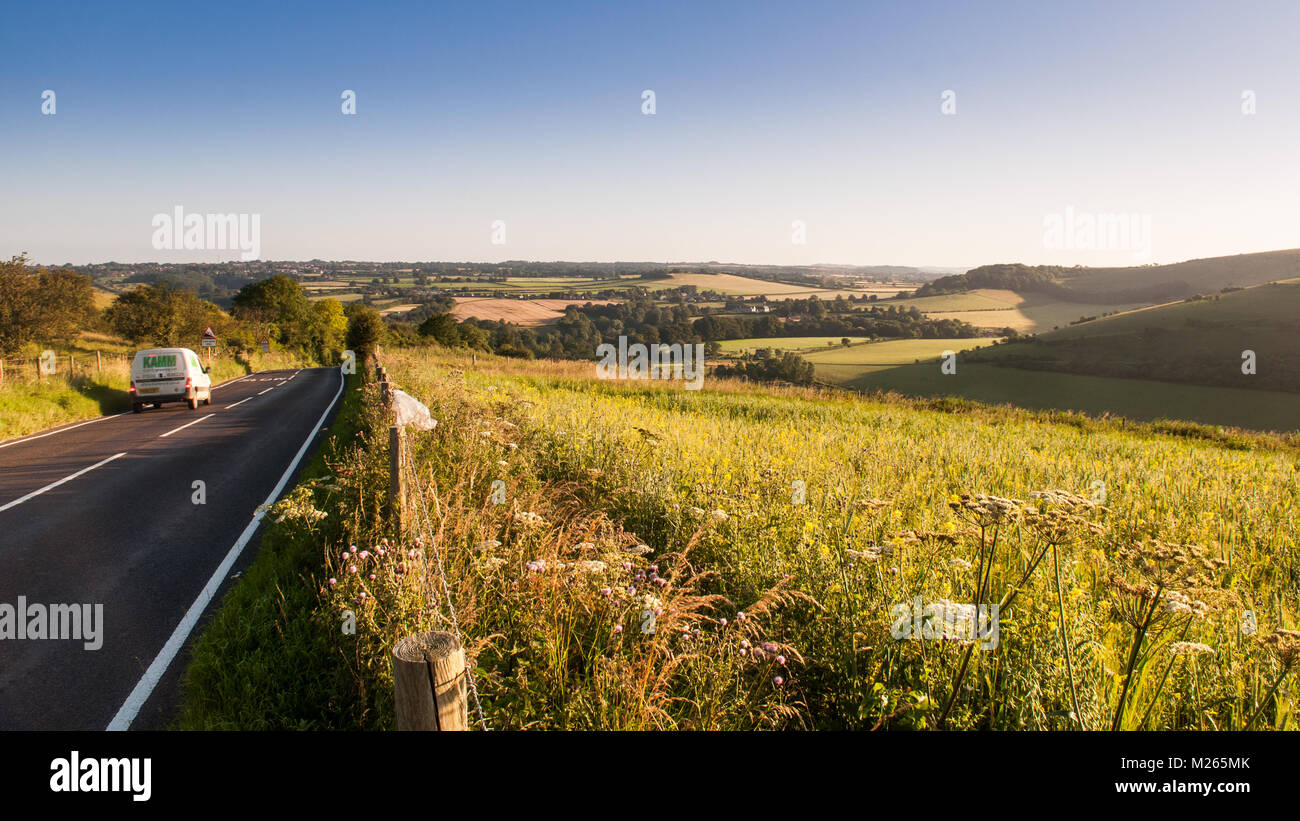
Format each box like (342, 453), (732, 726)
(2, 0), (1298, 268)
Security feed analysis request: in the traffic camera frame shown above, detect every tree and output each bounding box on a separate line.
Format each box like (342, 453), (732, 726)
(231, 275), (312, 347)
(417, 312), (461, 347)
(307, 298), (348, 363)
(345, 304), (385, 362)
(105, 281), (225, 347)
(0, 254), (94, 354)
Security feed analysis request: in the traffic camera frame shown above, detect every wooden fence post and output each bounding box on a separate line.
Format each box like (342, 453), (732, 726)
(389, 424), (405, 537)
(392, 631), (468, 731)
(96, 350), (102, 375)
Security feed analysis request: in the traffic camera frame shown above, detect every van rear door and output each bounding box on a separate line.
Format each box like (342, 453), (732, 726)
(134, 351), (187, 398)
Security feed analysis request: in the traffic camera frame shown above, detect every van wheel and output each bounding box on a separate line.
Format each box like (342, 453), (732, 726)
(132, 403), (142, 414)
(203, 392), (212, 406)
(188, 397), (199, 410)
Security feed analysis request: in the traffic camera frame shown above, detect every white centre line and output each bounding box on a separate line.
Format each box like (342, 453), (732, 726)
(109, 368), (345, 731)
(257, 387), (274, 395)
(0, 452), (127, 513)
(225, 396), (254, 409)
(159, 413), (214, 438)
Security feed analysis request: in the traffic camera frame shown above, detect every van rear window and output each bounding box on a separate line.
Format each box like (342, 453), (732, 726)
(142, 354), (177, 369)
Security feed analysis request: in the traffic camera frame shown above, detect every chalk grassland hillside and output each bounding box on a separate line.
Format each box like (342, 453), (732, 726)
(1057, 249), (1300, 302)
(214, 346), (1294, 730)
(964, 279), (1300, 394)
(919, 249), (1300, 305)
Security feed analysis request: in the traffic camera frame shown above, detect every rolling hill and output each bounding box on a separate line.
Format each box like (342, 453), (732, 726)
(917, 249), (1300, 305)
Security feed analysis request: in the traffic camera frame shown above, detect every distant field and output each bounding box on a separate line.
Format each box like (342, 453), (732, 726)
(850, 362), (1300, 432)
(451, 298), (618, 325)
(715, 336), (872, 355)
(887, 289), (1143, 333)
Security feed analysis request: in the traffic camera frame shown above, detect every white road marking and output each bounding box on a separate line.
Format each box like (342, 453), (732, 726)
(0, 452), (127, 513)
(159, 414), (214, 438)
(257, 387), (274, 395)
(225, 396), (254, 409)
(108, 369), (346, 731)
(209, 375), (252, 391)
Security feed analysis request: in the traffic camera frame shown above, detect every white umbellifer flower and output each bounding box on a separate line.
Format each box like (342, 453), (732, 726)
(711, 509), (728, 522)
(513, 511), (547, 527)
(688, 506), (706, 517)
(475, 539), (502, 551)
(1169, 642), (1215, 656)
(624, 544), (653, 556)
(950, 558), (972, 571)
(575, 560), (607, 574)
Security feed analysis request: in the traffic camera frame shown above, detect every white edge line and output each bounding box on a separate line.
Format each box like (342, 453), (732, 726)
(0, 452), (127, 513)
(158, 413), (215, 438)
(108, 368), (345, 731)
(0, 413), (131, 450)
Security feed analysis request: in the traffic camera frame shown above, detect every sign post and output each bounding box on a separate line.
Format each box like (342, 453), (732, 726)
(201, 326), (218, 366)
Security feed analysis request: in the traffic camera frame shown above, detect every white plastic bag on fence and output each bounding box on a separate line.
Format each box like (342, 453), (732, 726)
(391, 389), (437, 430)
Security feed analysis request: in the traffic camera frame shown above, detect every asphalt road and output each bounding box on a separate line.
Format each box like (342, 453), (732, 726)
(0, 367), (344, 730)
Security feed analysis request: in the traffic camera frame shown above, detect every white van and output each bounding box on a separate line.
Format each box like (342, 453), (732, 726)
(129, 348), (213, 412)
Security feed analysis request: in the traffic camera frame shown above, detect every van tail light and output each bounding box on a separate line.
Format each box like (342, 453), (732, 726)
(129, 380), (136, 394)
(185, 376), (193, 390)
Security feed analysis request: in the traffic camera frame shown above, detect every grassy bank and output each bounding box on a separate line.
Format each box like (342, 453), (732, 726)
(176, 368), (365, 729)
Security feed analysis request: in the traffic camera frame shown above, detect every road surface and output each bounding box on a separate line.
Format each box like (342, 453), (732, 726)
(0, 367), (343, 730)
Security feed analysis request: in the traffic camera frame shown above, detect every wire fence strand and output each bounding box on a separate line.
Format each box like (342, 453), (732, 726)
(401, 443), (490, 731)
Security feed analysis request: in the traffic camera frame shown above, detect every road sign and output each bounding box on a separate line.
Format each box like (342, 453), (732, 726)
(201, 338), (217, 347)
(201, 326), (217, 340)
(259, 337), (270, 353)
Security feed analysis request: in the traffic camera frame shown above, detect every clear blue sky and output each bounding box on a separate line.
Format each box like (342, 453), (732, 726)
(2, 0), (1298, 267)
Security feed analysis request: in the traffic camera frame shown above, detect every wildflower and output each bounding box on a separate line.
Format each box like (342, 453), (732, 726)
(575, 560), (607, 574)
(328, 578), (337, 587)
(613, 624), (623, 634)
(358, 550), (370, 560)
(476, 539), (502, 551)
(1168, 642), (1214, 656)
(600, 587), (612, 597)
(776, 655), (787, 665)
(950, 558), (972, 571)
(773, 676), (784, 687)
(349, 545), (358, 554)
(711, 509), (729, 522)
(740, 640), (751, 649)
(348, 565), (358, 574)
(624, 544), (653, 556)
(368, 573), (376, 580)
(719, 618), (728, 627)
(763, 643), (778, 653)
(513, 511), (547, 527)
(737, 611), (747, 622)
(525, 560), (546, 572)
